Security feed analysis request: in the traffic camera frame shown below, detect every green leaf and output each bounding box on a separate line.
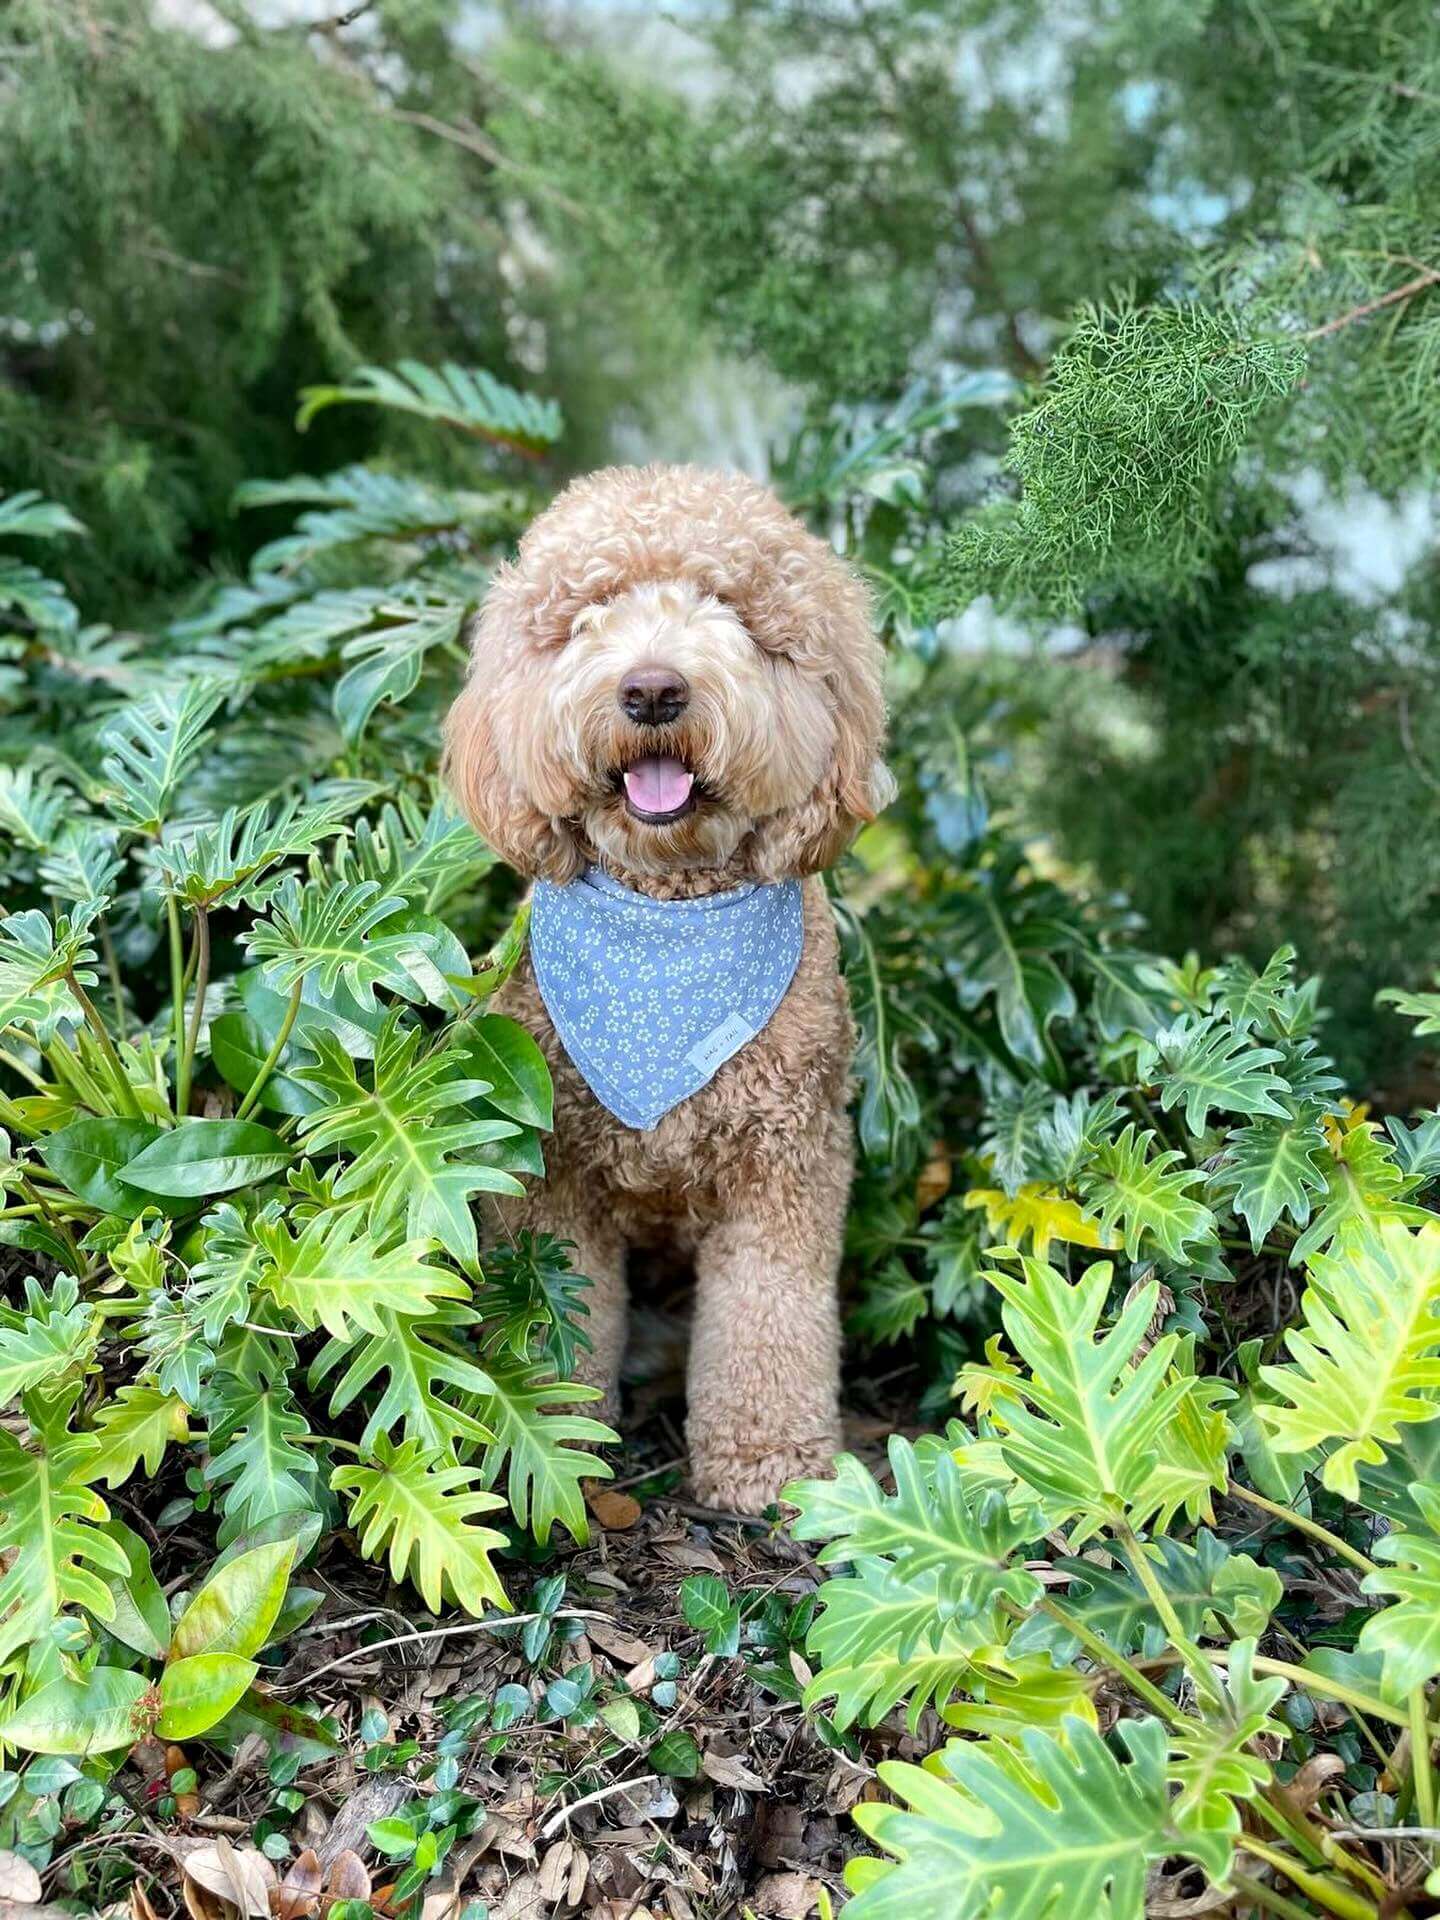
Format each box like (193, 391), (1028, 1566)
(1080, 1123), (1217, 1260)
(98, 681), (225, 835)
(95, 1516), (172, 1659)
(0, 1275), (99, 1405)
(802, 1560), (996, 1732)
(242, 876), (417, 1009)
(973, 1256), (1191, 1529)
(235, 466), (503, 573)
(0, 1424), (129, 1663)
(367, 1815), (419, 1859)
(88, 1386), (191, 1487)
(786, 1439), (1041, 1618)
(1359, 1480), (1440, 1699)
(451, 1016), (553, 1129)
(649, 1727), (702, 1779)
(942, 876), (1076, 1069)
(157, 1652), (258, 1740)
(295, 1013), (523, 1267)
(254, 1207), (465, 1340)
(0, 490), (86, 540)
(1138, 1015), (1289, 1135)
(209, 1011), (321, 1118)
(1168, 1640), (1286, 1848)
(476, 1357), (615, 1546)
(152, 794), (352, 909)
(172, 1537), (296, 1662)
(0, 905), (97, 1036)
(1259, 1220), (1440, 1499)
(0, 1669), (150, 1756)
(1210, 1116), (1328, 1249)
(848, 1716), (1229, 1918)
(204, 1377), (322, 1537)
(296, 361), (563, 450)
(333, 595), (466, 744)
(310, 1305), (494, 1456)
(37, 1117), (164, 1217)
(119, 1119), (291, 1200)
(331, 1435), (510, 1615)
(0, 555), (79, 634)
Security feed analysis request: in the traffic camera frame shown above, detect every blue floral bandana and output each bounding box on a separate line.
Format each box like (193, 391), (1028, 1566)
(529, 866), (805, 1131)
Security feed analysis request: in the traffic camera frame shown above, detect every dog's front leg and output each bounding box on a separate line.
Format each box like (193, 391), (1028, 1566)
(686, 1125), (847, 1511)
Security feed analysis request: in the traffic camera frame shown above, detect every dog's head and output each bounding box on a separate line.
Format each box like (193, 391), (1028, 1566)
(442, 464), (889, 882)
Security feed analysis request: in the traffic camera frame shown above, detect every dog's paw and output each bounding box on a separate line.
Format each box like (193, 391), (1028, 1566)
(690, 1439), (837, 1515)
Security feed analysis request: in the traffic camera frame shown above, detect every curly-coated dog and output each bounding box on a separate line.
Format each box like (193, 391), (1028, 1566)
(443, 464), (888, 1510)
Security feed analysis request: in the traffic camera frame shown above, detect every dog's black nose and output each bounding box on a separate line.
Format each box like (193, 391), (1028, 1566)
(619, 665), (689, 727)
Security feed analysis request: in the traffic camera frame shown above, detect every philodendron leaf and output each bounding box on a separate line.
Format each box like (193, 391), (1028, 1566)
(171, 1537), (296, 1663)
(1259, 1219), (1440, 1499)
(119, 1119), (291, 1201)
(1359, 1480), (1440, 1700)
(0, 1668), (150, 1756)
(157, 1652), (257, 1740)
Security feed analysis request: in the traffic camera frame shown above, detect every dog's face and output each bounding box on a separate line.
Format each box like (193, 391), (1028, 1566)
(443, 465), (888, 883)
(509, 578), (840, 875)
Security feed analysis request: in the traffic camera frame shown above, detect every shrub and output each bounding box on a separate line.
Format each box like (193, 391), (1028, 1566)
(0, 371), (618, 1759)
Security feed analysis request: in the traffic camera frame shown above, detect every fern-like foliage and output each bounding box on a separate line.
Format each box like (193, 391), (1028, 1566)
(296, 361), (564, 451)
(253, 1206), (463, 1340)
(332, 1436), (509, 1616)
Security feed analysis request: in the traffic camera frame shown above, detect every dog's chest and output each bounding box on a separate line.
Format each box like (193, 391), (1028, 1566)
(491, 876), (853, 1211)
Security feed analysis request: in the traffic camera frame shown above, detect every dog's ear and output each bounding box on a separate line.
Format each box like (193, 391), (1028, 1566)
(442, 666), (582, 883)
(750, 578), (891, 881)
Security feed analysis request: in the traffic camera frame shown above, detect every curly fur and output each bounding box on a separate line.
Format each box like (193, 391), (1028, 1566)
(443, 463), (887, 1508)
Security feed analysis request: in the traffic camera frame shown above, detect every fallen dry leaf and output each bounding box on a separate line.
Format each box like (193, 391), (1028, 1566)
(702, 1750), (768, 1793)
(915, 1140), (952, 1211)
(326, 1853), (371, 1903)
(183, 1841), (274, 1920)
(754, 1870), (821, 1918)
(585, 1618), (654, 1666)
(275, 1848), (324, 1920)
(586, 1485), (643, 1530)
(655, 1541), (724, 1574)
(0, 1851), (41, 1904)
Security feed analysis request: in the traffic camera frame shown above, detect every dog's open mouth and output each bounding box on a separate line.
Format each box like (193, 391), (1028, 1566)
(620, 754), (696, 824)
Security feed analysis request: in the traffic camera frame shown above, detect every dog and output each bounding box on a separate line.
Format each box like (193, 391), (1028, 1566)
(443, 463), (888, 1509)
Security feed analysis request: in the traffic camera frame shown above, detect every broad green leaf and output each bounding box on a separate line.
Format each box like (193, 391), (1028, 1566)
(331, 1435), (510, 1615)
(1168, 1640), (1286, 1844)
(37, 1117), (164, 1217)
(157, 1652), (257, 1740)
(296, 361), (563, 450)
(971, 1256), (1190, 1528)
(98, 681), (225, 834)
(95, 1516), (171, 1659)
(942, 876), (1076, 1069)
(1139, 1016), (1288, 1135)
(940, 1654), (1100, 1741)
(848, 1717), (1230, 1918)
(243, 876), (416, 1009)
(88, 1386), (191, 1487)
(476, 1358), (614, 1546)
(1210, 1116), (1328, 1249)
(119, 1119), (290, 1200)
(333, 595), (466, 744)
(802, 1560), (998, 1732)
(1291, 1122), (1430, 1264)
(0, 1275), (98, 1405)
(253, 1207), (464, 1340)
(310, 1305), (494, 1456)
(451, 1016), (553, 1129)
(1359, 1480), (1440, 1699)
(786, 1440), (1041, 1618)
(0, 1424), (129, 1663)
(295, 1014), (523, 1267)
(0, 1668), (150, 1757)
(152, 793), (352, 909)
(0, 490), (85, 540)
(209, 1010), (321, 1117)
(172, 1538), (296, 1662)
(1259, 1220), (1440, 1498)
(204, 1377), (321, 1538)
(1080, 1123), (1217, 1260)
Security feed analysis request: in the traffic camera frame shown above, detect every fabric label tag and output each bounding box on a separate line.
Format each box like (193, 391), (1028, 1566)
(685, 1011), (756, 1076)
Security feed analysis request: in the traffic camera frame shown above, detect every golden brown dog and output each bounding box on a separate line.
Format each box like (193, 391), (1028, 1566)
(443, 463), (888, 1508)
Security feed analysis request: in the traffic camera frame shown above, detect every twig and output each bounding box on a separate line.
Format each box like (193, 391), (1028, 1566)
(539, 1774), (660, 1840)
(1329, 1824), (1440, 1840)
(310, 0), (376, 28)
(279, 1608), (615, 1688)
(1303, 266), (1440, 341)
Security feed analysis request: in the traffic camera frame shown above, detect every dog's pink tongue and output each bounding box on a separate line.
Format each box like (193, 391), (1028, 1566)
(624, 756), (693, 814)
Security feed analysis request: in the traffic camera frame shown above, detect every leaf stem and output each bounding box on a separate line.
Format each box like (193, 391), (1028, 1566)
(1227, 1480), (1378, 1576)
(177, 907), (210, 1121)
(235, 980), (302, 1122)
(65, 969), (141, 1119)
(16, 1173), (82, 1272)
(166, 895), (187, 1116)
(0, 1045), (48, 1094)
(1036, 1594), (1187, 1727)
(1241, 1838), (1382, 1920)
(1229, 1869), (1327, 1920)
(1117, 1520), (1223, 1707)
(99, 915), (128, 1043)
(1411, 1684), (1436, 1830)
(1143, 1648), (1430, 1734)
